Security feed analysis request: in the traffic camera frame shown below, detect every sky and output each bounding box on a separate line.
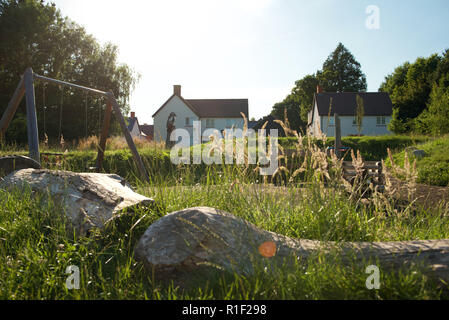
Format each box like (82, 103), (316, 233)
(50, 0), (449, 125)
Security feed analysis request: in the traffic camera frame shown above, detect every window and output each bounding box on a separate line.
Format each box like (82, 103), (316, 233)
(185, 117), (192, 126)
(353, 117), (357, 125)
(377, 116), (386, 126)
(206, 118), (215, 128)
(226, 119), (234, 128)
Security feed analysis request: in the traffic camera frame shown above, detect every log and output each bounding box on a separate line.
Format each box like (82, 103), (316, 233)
(1, 168), (155, 235)
(135, 207), (449, 284)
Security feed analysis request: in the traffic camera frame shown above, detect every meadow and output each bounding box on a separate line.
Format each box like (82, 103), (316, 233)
(1, 133), (448, 299)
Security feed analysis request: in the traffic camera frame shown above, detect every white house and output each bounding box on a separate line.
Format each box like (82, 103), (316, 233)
(308, 88), (393, 137)
(126, 112), (147, 140)
(152, 85), (249, 145)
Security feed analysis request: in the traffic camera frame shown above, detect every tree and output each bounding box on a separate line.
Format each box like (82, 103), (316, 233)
(0, 0), (139, 143)
(269, 43), (368, 133)
(415, 79), (449, 135)
(270, 93), (306, 134)
(291, 74), (319, 123)
(388, 108), (407, 134)
(379, 53), (443, 130)
(355, 94), (364, 135)
(316, 42), (367, 93)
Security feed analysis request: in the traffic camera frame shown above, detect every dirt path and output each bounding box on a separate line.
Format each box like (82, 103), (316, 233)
(391, 178), (449, 209)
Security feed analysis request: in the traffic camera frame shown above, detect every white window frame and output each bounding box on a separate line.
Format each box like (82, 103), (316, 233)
(377, 116), (386, 126)
(206, 118), (215, 128)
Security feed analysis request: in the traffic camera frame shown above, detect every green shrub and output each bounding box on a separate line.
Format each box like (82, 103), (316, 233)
(388, 136), (449, 186)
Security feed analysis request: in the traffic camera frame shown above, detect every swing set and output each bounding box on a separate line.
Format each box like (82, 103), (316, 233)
(0, 67), (150, 182)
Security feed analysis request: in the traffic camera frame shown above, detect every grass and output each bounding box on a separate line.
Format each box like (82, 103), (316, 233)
(387, 135), (449, 186)
(1, 178), (448, 299)
(1, 130), (449, 299)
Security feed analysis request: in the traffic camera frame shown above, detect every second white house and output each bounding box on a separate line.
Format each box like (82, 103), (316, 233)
(308, 87), (393, 137)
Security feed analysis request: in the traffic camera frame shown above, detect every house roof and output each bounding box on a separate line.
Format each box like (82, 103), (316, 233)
(185, 99), (248, 118)
(140, 124), (154, 137)
(314, 92), (393, 117)
(126, 117), (139, 132)
(152, 93), (248, 119)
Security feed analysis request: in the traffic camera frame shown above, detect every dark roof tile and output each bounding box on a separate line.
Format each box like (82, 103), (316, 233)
(315, 92), (393, 116)
(186, 99), (248, 118)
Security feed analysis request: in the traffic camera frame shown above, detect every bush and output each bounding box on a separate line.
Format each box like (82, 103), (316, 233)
(415, 83), (449, 135)
(388, 136), (449, 186)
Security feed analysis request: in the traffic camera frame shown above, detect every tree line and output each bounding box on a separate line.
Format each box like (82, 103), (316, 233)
(380, 49), (449, 135)
(270, 43), (449, 136)
(0, 0), (139, 145)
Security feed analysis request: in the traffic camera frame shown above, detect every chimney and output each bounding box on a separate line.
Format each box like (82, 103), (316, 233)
(131, 111), (135, 118)
(174, 85), (181, 96)
(317, 85), (323, 94)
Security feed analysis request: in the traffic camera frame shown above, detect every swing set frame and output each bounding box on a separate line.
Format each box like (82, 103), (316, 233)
(0, 67), (150, 183)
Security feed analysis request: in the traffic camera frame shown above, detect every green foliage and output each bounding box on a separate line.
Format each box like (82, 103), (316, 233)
(388, 108), (408, 134)
(279, 135), (429, 161)
(0, 0), (139, 143)
(270, 93), (306, 134)
(415, 81), (449, 135)
(1, 161), (449, 299)
(355, 94), (365, 135)
(380, 49), (449, 134)
(316, 42), (367, 93)
(389, 136), (449, 186)
(293, 74), (320, 123)
(270, 43), (367, 132)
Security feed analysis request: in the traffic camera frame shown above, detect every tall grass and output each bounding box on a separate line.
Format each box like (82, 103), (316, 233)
(1, 120), (448, 299)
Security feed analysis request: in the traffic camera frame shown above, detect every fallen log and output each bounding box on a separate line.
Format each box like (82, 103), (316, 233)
(1, 168), (155, 235)
(135, 207), (449, 283)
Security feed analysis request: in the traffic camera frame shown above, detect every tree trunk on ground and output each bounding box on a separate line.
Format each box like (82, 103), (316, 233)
(135, 207), (449, 284)
(1, 168), (155, 235)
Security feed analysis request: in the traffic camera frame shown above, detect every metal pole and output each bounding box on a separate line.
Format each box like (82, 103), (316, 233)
(24, 68), (40, 164)
(33, 73), (108, 97)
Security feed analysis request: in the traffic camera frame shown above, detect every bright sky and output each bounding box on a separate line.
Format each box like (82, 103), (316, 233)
(51, 0), (449, 125)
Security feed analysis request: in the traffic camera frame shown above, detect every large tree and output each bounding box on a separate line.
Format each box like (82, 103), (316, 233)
(291, 74), (319, 123)
(270, 92), (306, 134)
(380, 52), (446, 133)
(0, 0), (139, 143)
(270, 43), (367, 132)
(316, 42), (367, 93)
